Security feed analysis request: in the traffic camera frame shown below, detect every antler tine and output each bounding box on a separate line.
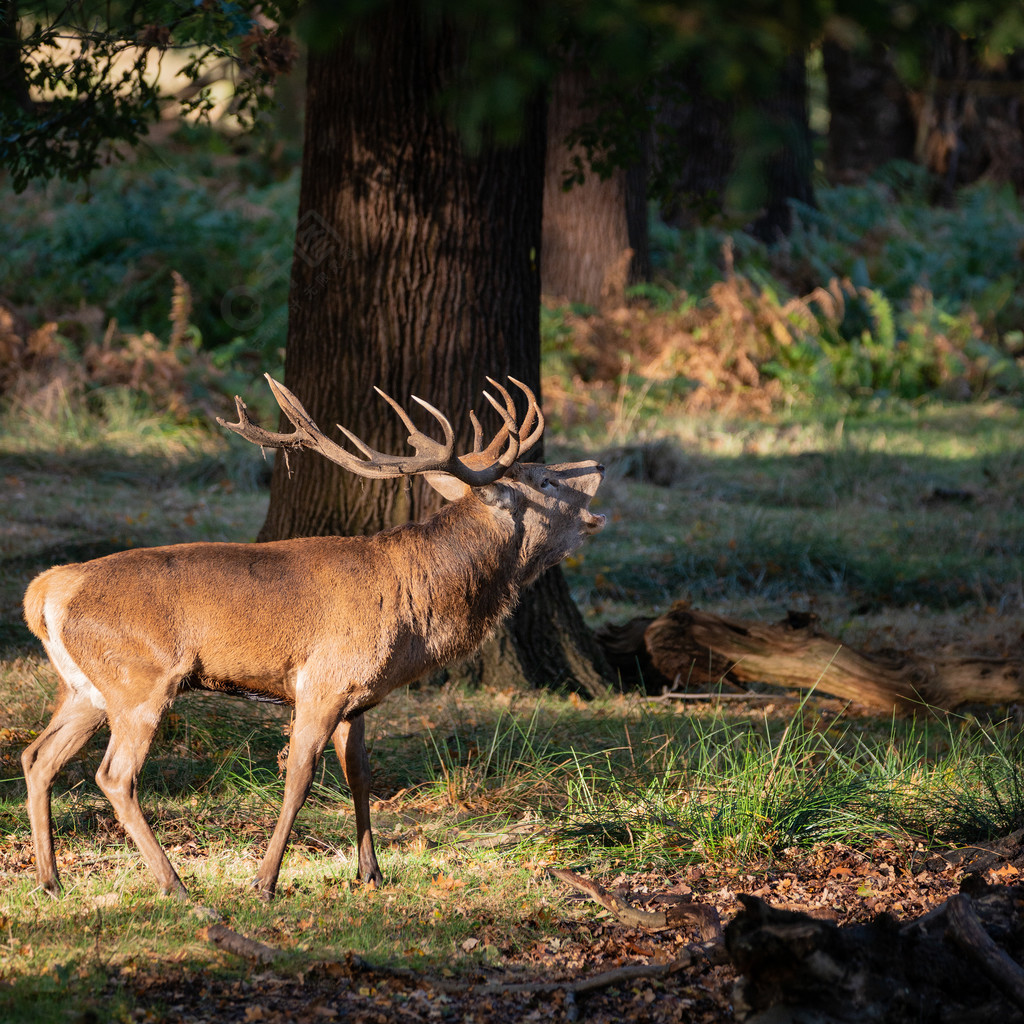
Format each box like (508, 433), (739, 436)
(473, 377), (543, 461)
(217, 393), (297, 449)
(508, 376), (544, 452)
(335, 424), (378, 460)
(217, 375), (341, 456)
(373, 386), (418, 435)
(479, 390), (520, 469)
(325, 389), (453, 472)
(218, 375), (401, 478)
(474, 377), (515, 461)
(410, 395), (456, 455)
(485, 377), (518, 419)
(469, 410), (485, 453)
(267, 375), (407, 476)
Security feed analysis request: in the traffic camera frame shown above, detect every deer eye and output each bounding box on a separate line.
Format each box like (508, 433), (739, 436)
(539, 476), (557, 491)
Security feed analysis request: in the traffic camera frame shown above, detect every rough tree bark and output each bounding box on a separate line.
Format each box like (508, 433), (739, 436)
(541, 67), (648, 307)
(257, 11), (610, 696)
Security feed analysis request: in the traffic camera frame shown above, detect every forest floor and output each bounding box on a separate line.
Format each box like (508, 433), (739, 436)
(6, 838), (974, 1024)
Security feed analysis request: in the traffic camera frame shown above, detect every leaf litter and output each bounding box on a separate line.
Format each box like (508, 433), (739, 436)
(10, 836), (1000, 1024)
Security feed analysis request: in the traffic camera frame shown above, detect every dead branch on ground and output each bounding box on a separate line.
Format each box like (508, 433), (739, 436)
(550, 866), (723, 941)
(200, 923), (282, 963)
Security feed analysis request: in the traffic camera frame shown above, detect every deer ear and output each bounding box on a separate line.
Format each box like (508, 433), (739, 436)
(473, 483), (516, 510)
(423, 471), (472, 502)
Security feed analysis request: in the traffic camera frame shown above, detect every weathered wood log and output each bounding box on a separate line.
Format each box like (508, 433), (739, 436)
(947, 893), (1024, 1011)
(597, 601), (1024, 713)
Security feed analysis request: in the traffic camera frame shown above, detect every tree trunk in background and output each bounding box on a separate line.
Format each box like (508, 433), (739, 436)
(258, 11), (610, 696)
(655, 55), (811, 240)
(541, 68), (648, 307)
(259, 16), (542, 540)
(655, 64), (734, 228)
(825, 32), (1024, 196)
(823, 41), (915, 181)
(911, 27), (1024, 200)
(0, 2), (30, 112)
(747, 52), (816, 242)
(625, 148), (651, 284)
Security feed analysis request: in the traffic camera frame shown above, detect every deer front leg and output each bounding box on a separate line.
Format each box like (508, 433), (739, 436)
(22, 686), (107, 894)
(332, 714), (383, 886)
(254, 701), (340, 900)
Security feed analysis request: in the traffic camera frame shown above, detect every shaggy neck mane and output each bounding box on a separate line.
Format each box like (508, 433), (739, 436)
(377, 498), (523, 643)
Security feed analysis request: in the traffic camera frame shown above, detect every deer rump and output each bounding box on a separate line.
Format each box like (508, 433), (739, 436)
(21, 376), (605, 901)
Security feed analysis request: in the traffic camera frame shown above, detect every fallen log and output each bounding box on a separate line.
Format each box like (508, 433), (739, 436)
(947, 893), (1024, 1011)
(597, 602), (1024, 713)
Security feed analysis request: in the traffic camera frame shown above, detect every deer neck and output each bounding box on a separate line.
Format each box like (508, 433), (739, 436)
(379, 499), (524, 661)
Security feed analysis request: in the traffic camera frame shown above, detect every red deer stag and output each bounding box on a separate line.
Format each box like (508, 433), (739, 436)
(22, 375), (605, 900)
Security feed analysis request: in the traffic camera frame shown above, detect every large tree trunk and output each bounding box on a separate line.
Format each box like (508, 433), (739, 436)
(257, 11), (609, 696)
(259, 15), (542, 540)
(541, 68), (647, 308)
(746, 52), (816, 242)
(823, 40), (916, 182)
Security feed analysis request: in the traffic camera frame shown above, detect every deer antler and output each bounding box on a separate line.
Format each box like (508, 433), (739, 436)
(470, 377), (544, 459)
(219, 374), (542, 487)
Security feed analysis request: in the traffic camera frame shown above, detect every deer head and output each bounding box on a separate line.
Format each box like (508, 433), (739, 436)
(221, 373), (606, 583)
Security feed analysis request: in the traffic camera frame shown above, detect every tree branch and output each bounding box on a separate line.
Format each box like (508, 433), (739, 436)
(549, 866), (723, 941)
(200, 923), (282, 964)
(946, 893), (1024, 1010)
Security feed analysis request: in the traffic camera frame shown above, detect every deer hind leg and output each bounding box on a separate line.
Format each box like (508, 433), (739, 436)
(22, 684), (107, 894)
(254, 699), (342, 901)
(94, 696), (186, 900)
(332, 714), (382, 886)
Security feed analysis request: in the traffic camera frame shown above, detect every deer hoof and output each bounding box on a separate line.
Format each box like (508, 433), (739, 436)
(30, 881), (62, 900)
(250, 877), (276, 902)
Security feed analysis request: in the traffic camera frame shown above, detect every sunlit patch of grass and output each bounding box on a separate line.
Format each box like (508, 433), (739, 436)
(0, 274), (1022, 1018)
